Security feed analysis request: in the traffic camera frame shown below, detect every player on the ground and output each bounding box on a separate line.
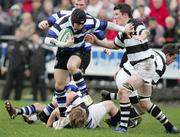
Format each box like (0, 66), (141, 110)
(46, 91), (121, 129)
(4, 79), (81, 124)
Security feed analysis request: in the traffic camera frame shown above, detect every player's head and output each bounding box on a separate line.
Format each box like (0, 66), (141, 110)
(113, 3), (132, 25)
(71, 8), (86, 30)
(69, 106), (87, 128)
(162, 45), (179, 65)
(74, 0), (88, 10)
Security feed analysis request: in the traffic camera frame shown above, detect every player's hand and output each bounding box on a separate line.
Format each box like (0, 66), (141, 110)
(84, 34), (97, 44)
(38, 20), (49, 30)
(133, 34), (146, 42)
(104, 48), (111, 56)
(124, 23), (134, 38)
(65, 37), (74, 47)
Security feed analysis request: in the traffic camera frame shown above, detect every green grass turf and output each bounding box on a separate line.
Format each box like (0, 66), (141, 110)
(0, 100), (180, 137)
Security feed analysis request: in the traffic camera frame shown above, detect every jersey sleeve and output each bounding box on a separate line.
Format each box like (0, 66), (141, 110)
(47, 22), (62, 39)
(113, 32), (125, 49)
(94, 18), (108, 31)
(136, 24), (147, 35)
(93, 30), (105, 40)
(48, 12), (62, 27)
(47, 10), (71, 27)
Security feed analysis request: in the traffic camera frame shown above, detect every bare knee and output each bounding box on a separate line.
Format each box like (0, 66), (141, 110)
(67, 64), (78, 73)
(118, 88), (129, 100)
(104, 101), (117, 115)
(55, 80), (66, 90)
(33, 103), (46, 112)
(139, 100), (153, 111)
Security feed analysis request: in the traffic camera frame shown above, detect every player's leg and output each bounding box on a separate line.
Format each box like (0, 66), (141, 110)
(102, 101), (121, 128)
(67, 54), (88, 96)
(38, 101), (58, 123)
(139, 84), (180, 134)
(116, 75), (144, 133)
(4, 100), (45, 119)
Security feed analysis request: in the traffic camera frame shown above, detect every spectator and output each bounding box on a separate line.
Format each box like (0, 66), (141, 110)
(0, 5), (12, 35)
(9, 4), (22, 35)
(159, 16), (176, 44)
(175, 10), (180, 42)
(19, 12), (36, 40)
(1, 28), (31, 100)
(125, 0), (136, 10)
(22, 0), (32, 13)
(87, 0), (103, 17)
(149, 0), (169, 27)
(169, 0), (180, 17)
(133, 0), (151, 25)
(31, 0), (43, 23)
(29, 32), (53, 101)
(148, 17), (164, 47)
(36, 0), (53, 36)
(98, 0), (114, 20)
(54, 0), (73, 12)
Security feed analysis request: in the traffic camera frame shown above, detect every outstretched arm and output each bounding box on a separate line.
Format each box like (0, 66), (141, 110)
(85, 34), (119, 49)
(107, 22), (134, 34)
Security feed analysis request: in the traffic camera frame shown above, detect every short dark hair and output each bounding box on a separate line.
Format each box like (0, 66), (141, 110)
(114, 3), (132, 18)
(71, 8), (86, 24)
(162, 45), (179, 56)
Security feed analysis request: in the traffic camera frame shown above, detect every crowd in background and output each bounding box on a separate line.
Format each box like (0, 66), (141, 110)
(0, 0), (180, 46)
(0, 0), (180, 101)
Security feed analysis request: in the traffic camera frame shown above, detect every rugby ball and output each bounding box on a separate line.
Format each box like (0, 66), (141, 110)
(58, 28), (73, 42)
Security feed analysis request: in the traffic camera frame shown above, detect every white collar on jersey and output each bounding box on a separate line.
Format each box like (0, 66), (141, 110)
(157, 51), (166, 63)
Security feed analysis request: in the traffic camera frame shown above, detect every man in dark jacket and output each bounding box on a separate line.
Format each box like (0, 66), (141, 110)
(30, 32), (54, 101)
(1, 28), (30, 100)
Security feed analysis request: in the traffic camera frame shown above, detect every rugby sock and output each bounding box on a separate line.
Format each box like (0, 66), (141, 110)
(53, 88), (67, 116)
(43, 103), (56, 117)
(148, 104), (173, 131)
(73, 71), (88, 96)
(129, 107), (140, 119)
(17, 105), (36, 115)
(119, 102), (131, 130)
(110, 93), (119, 100)
(109, 110), (121, 127)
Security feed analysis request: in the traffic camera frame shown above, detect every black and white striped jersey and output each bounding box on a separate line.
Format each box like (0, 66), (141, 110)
(152, 51), (166, 84)
(122, 50), (166, 85)
(114, 18), (154, 64)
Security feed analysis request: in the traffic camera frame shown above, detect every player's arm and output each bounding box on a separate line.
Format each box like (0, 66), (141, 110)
(85, 34), (117, 49)
(85, 33), (124, 50)
(38, 12), (62, 30)
(133, 24), (150, 41)
(46, 108), (60, 128)
(107, 22), (134, 34)
(44, 24), (74, 47)
(45, 36), (74, 48)
(93, 18), (133, 33)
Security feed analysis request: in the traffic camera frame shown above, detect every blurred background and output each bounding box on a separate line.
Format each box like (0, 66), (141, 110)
(0, 0), (180, 103)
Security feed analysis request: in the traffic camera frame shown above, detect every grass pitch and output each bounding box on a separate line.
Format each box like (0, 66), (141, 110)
(0, 100), (180, 137)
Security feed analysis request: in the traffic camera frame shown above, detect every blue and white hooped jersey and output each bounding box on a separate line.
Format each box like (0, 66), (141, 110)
(47, 14), (107, 51)
(114, 18), (154, 63)
(48, 10), (72, 27)
(53, 81), (81, 107)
